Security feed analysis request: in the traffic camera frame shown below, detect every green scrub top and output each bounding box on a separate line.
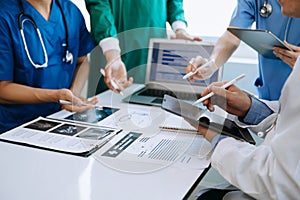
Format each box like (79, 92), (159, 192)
(85, 0), (187, 93)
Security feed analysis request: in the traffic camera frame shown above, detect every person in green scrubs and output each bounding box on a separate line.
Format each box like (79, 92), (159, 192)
(85, 0), (201, 94)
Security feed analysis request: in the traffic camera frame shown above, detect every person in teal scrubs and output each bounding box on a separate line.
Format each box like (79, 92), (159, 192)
(85, 0), (201, 94)
(0, 0), (96, 133)
(186, 0), (300, 100)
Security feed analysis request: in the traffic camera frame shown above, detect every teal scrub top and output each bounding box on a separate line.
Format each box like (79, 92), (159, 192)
(85, 0), (187, 88)
(230, 0), (300, 100)
(0, 0), (95, 133)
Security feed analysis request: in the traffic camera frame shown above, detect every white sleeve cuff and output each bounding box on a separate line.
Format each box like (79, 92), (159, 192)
(99, 37), (121, 53)
(172, 20), (187, 32)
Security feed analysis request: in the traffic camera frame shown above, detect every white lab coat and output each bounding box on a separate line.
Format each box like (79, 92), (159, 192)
(211, 57), (300, 199)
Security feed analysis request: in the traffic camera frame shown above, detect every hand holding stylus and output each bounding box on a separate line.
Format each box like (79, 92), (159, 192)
(183, 59), (215, 79)
(100, 69), (124, 95)
(185, 57), (218, 81)
(193, 74), (246, 105)
(199, 74), (252, 117)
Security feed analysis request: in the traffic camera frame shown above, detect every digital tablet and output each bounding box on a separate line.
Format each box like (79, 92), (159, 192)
(63, 107), (119, 124)
(161, 95), (255, 144)
(227, 27), (293, 59)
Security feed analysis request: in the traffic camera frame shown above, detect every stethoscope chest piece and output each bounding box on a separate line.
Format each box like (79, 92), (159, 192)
(260, 0), (272, 17)
(63, 50), (73, 64)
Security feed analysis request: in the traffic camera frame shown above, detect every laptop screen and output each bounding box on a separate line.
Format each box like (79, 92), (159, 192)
(149, 40), (218, 87)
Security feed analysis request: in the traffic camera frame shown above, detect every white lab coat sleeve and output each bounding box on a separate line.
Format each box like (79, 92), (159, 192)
(211, 133), (300, 200)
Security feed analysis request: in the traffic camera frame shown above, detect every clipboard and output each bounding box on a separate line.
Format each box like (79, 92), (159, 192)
(227, 27), (293, 59)
(161, 95), (255, 144)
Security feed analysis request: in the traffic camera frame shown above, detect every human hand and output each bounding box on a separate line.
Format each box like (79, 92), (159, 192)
(273, 41), (300, 67)
(172, 29), (202, 41)
(81, 96), (99, 105)
(103, 50), (133, 93)
(187, 119), (218, 142)
(58, 89), (98, 113)
(186, 56), (218, 82)
(201, 82), (251, 117)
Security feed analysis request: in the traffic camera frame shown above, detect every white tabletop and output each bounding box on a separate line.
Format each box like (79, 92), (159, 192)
(0, 84), (211, 200)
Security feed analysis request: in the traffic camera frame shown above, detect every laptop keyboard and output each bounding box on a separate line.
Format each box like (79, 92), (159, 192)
(139, 89), (201, 100)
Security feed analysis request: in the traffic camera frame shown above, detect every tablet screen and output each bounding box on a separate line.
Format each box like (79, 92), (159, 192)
(64, 107), (119, 124)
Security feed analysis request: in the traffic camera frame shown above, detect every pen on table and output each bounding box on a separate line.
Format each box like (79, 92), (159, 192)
(88, 129), (122, 155)
(193, 74), (246, 105)
(183, 59), (215, 79)
(159, 126), (198, 133)
(95, 129), (121, 149)
(100, 69), (124, 95)
(59, 100), (103, 110)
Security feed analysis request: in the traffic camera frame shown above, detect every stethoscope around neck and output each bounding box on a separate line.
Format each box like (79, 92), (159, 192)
(17, 0), (73, 68)
(259, 0), (292, 42)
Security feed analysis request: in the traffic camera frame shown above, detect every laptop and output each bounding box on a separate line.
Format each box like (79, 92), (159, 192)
(123, 38), (222, 106)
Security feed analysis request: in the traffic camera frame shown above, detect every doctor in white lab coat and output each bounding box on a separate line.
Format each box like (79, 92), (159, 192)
(192, 0), (300, 199)
(198, 52), (300, 200)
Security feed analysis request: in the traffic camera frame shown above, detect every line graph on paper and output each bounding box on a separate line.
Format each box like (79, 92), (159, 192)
(97, 105), (166, 137)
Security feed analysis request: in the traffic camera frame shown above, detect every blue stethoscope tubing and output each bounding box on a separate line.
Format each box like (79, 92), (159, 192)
(17, 0), (73, 68)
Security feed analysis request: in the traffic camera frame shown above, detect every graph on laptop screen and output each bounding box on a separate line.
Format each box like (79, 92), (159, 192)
(149, 42), (218, 86)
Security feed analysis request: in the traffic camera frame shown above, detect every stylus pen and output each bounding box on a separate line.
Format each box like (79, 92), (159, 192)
(193, 74), (246, 105)
(183, 59), (215, 79)
(100, 69), (124, 96)
(59, 100), (103, 110)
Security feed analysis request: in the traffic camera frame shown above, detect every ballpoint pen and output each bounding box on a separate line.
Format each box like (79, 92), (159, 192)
(59, 100), (103, 110)
(193, 74), (246, 105)
(100, 69), (124, 95)
(183, 59), (215, 79)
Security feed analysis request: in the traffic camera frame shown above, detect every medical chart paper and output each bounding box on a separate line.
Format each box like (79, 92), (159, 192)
(48, 104), (211, 172)
(92, 105), (211, 173)
(93, 129), (211, 173)
(0, 117), (121, 157)
(97, 104), (165, 136)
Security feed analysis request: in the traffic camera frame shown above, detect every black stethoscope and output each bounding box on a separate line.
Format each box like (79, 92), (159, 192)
(17, 0), (73, 68)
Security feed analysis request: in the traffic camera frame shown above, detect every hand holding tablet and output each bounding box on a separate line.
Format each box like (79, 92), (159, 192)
(161, 94), (255, 144)
(227, 27), (293, 59)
